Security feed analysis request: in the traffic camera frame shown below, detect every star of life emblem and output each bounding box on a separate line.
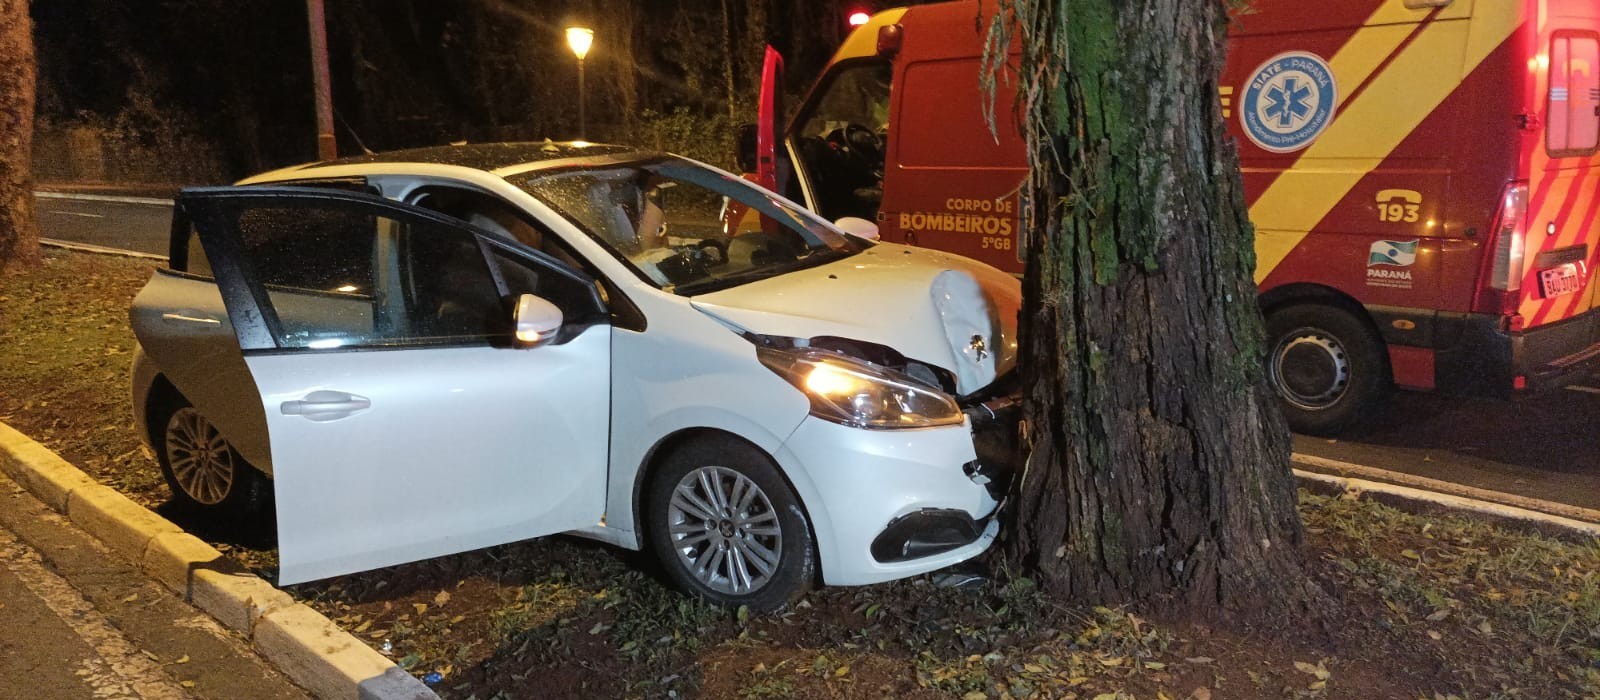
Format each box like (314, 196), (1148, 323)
(1240, 51), (1338, 154)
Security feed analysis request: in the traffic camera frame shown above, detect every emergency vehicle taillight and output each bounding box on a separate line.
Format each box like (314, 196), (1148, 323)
(1488, 182), (1529, 294)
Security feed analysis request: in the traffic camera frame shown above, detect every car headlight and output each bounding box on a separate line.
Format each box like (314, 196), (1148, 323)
(756, 347), (964, 429)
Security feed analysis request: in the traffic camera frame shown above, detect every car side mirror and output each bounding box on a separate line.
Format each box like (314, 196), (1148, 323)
(833, 216), (880, 241)
(513, 293), (564, 348)
(735, 123), (759, 173)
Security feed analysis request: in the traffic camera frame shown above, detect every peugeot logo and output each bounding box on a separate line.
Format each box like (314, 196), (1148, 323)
(968, 334), (989, 362)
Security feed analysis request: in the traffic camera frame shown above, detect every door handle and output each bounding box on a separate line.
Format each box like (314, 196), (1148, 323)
(161, 311), (221, 325)
(280, 390), (371, 422)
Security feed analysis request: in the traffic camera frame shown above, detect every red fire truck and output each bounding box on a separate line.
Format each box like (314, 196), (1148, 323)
(740, 0), (1600, 434)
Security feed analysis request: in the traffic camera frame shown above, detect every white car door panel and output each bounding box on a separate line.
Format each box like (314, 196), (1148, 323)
(257, 327), (611, 585)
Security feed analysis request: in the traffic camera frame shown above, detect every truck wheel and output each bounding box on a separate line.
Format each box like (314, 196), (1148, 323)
(1265, 304), (1390, 436)
(644, 437), (815, 613)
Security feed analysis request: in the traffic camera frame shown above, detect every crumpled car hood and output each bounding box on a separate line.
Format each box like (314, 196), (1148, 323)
(690, 243), (1021, 395)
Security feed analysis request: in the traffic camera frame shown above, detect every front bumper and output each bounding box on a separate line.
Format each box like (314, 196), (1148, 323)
(775, 416), (1002, 586)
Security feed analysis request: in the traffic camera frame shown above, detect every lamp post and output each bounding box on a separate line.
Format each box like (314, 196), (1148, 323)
(306, 0), (336, 160)
(566, 26), (594, 140)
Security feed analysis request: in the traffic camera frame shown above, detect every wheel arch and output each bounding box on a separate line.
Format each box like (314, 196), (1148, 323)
(1258, 283), (1391, 373)
(630, 427), (826, 584)
(143, 373), (184, 448)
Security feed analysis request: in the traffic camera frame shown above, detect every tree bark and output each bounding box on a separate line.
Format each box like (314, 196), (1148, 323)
(0, 0), (40, 270)
(995, 0), (1317, 617)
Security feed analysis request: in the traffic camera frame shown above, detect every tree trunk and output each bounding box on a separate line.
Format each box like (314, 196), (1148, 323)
(0, 0), (40, 270)
(995, 0), (1317, 617)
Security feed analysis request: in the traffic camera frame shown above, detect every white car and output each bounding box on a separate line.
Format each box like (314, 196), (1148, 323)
(129, 142), (1021, 610)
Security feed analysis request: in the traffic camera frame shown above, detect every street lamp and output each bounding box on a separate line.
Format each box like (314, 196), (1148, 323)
(566, 26), (594, 140)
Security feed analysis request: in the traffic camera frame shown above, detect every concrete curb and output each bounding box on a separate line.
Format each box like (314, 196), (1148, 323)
(40, 237), (167, 261)
(35, 190), (175, 206)
(0, 421), (437, 700)
(1294, 468), (1600, 539)
(1291, 452), (1600, 525)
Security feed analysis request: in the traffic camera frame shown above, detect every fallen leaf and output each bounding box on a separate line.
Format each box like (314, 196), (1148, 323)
(413, 603), (428, 615)
(433, 591), (450, 607)
(174, 655), (189, 665)
(834, 665), (849, 677)
(121, 593), (139, 603)
(1293, 661), (1330, 680)
(180, 681), (195, 688)
(1428, 630), (1442, 640)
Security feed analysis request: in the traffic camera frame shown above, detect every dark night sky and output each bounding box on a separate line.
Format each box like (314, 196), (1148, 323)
(31, 0), (895, 179)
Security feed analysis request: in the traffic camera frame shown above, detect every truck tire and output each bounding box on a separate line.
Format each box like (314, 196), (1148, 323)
(1265, 304), (1391, 436)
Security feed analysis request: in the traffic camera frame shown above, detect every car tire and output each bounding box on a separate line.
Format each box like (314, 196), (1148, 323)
(153, 396), (267, 518)
(1265, 304), (1391, 436)
(644, 437), (815, 612)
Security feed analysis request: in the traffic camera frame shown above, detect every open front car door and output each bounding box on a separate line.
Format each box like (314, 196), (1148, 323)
(177, 187), (612, 584)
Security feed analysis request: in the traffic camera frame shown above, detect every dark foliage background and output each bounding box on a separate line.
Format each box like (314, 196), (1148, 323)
(30, 0), (901, 183)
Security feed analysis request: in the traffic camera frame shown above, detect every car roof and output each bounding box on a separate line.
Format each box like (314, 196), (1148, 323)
(270, 141), (657, 179)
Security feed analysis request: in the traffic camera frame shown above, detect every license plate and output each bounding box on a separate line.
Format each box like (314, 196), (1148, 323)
(1539, 263), (1583, 298)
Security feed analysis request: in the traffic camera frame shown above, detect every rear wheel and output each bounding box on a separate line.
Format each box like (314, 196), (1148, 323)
(155, 398), (267, 517)
(1265, 304), (1390, 436)
(644, 438), (815, 612)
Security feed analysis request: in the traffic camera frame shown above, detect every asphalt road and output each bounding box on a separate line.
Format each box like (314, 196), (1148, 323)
(1294, 377), (1600, 511)
(36, 192), (1600, 515)
(36, 192), (173, 257)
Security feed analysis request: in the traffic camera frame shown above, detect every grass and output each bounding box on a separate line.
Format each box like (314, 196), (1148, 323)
(4, 249), (1600, 698)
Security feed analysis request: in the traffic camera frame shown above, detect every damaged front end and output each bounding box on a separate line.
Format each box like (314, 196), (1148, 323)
(748, 332), (1023, 502)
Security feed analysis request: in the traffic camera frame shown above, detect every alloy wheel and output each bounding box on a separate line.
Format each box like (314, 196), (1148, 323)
(666, 466), (784, 595)
(164, 407), (237, 506)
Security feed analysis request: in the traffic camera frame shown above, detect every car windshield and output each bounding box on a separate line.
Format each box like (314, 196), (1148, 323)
(512, 159), (869, 295)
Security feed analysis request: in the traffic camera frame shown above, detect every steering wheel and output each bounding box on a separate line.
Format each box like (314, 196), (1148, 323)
(825, 124), (885, 174)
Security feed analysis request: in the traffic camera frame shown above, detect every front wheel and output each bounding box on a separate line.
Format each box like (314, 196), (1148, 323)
(1265, 304), (1391, 436)
(644, 438), (815, 612)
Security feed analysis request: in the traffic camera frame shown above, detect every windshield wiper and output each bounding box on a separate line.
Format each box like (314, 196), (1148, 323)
(677, 267), (790, 295)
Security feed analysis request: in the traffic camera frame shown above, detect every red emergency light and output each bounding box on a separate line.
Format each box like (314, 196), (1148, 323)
(848, 11), (871, 26)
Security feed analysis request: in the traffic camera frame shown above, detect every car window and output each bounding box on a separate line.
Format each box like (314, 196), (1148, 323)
(1548, 32), (1600, 158)
(229, 204), (510, 349)
(514, 159), (869, 295)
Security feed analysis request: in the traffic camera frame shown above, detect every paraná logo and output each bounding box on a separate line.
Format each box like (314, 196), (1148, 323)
(1368, 239), (1419, 267)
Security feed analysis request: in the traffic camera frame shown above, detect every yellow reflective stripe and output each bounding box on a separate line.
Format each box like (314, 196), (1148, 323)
(832, 8), (909, 63)
(1250, 2), (1524, 283)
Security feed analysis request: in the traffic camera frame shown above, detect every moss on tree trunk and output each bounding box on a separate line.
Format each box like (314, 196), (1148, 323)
(0, 0), (39, 270)
(993, 0), (1316, 616)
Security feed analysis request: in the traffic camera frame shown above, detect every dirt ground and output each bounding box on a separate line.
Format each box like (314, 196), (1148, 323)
(3, 249), (1598, 699)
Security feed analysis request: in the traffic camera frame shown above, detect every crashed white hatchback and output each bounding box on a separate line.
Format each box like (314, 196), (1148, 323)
(129, 142), (1021, 610)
